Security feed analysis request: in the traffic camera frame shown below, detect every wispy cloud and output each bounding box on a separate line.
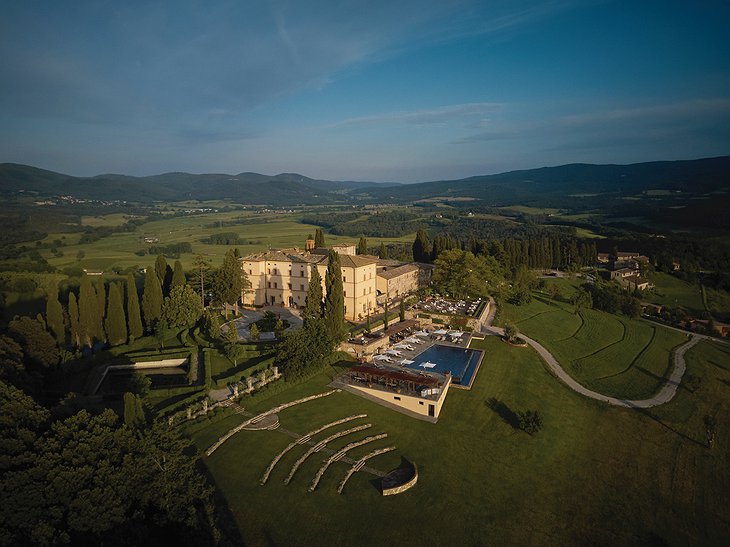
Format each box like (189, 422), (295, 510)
(455, 98), (730, 145)
(333, 102), (503, 128)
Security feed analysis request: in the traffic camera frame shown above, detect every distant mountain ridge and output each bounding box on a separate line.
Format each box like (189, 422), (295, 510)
(1, 156), (728, 205)
(360, 156), (730, 205)
(0, 164), (397, 204)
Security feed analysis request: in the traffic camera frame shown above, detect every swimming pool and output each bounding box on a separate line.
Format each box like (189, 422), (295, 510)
(404, 344), (484, 388)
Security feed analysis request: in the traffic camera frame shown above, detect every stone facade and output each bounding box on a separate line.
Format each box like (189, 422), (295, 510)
(241, 247), (378, 321)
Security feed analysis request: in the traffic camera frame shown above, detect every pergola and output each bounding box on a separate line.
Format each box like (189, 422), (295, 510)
(350, 365), (442, 395)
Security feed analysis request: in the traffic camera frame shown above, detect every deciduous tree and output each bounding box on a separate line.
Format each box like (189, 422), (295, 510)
(161, 284), (203, 329)
(211, 249), (247, 306)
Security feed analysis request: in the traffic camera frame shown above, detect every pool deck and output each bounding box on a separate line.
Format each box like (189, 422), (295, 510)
(373, 332), (484, 389)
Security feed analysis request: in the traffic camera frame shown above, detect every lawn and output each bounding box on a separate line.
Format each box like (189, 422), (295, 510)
(705, 285), (730, 321)
(501, 288), (687, 400)
(646, 272), (705, 312)
(187, 336), (730, 546)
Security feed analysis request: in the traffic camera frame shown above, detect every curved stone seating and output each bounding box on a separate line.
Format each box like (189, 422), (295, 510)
(206, 389), (337, 456)
(337, 446), (396, 494)
(309, 433), (388, 492)
(260, 414), (367, 485)
(284, 424), (371, 485)
(381, 461), (418, 496)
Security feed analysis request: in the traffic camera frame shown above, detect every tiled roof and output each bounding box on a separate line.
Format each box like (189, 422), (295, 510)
(377, 263), (419, 280)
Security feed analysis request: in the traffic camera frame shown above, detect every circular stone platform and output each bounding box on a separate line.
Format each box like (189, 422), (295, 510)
(242, 414), (280, 431)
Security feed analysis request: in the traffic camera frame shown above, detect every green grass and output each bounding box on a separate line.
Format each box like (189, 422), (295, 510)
(39, 209), (416, 272)
(646, 272), (704, 312)
(187, 336), (730, 545)
(501, 291), (687, 399)
(705, 286), (730, 320)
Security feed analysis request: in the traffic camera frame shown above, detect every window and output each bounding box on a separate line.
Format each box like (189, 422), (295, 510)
(249, 269), (252, 275)
(288, 270), (291, 276)
(287, 283), (292, 290)
(300, 284), (305, 291)
(274, 282), (278, 289)
(419, 401), (424, 406)
(300, 270), (305, 277)
(362, 288), (366, 295)
(394, 396), (401, 401)
(343, 290), (347, 297)
(267, 282), (271, 288)
(343, 276), (346, 282)
(267, 269), (271, 275)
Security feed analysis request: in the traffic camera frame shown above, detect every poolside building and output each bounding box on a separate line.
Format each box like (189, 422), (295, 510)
(338, 364), (452, 421)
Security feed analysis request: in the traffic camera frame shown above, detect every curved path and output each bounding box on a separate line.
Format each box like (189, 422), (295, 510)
(483, 325), (702, 409)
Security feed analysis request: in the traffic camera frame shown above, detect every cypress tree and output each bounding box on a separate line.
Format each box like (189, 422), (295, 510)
(68, 292), (81, 349)
(379, 242), (388, 259)
(383, 299), (390, 330)
(413, 229), (431, 262)
(314, 228), (325, 248)
(45, 285), (65, 345)
(79, 274), (99, 348)
(155, 255), (168, 287)
(399, 299), (406, 322)
(142, 266), (163, 332)
(357, 237), (368, 255)
(303, 266), (324, 321)
(105, 283), (128, 346)
(171, 260), (186, 288)
(323, 250), (346, 341)
(95, 279), (107, 343)
(126, 272), (143, 341)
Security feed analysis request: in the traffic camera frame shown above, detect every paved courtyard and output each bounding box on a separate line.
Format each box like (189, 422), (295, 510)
(224, 306), (303, 341)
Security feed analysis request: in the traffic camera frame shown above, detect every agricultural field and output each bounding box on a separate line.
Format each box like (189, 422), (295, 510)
(184, 336), (730, 546)
(35, 206), (416, 273)
(500, 280), (688, 399)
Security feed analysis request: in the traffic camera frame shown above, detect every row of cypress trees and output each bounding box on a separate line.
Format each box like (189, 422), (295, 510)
(44, 256), (187, 350)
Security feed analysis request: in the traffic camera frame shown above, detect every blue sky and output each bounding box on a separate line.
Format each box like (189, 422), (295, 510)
(1, 0), (729, 182)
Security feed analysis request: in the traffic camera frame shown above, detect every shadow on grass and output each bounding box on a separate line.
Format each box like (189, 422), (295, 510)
(634, 408), (705, 447)
(212, 352), (275, 383)
(197, 460), (247, 546)
(485, 397), (520, 429)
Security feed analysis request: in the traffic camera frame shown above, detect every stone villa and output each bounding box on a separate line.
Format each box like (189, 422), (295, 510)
(240, 239), (429, 321)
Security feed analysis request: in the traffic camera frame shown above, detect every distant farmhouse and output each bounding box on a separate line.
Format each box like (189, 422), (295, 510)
(240, 238), (431, 321)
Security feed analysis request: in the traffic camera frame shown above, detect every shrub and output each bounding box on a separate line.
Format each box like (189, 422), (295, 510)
(518, 410), (542, 435)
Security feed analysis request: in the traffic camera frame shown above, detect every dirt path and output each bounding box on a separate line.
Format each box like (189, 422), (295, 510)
(483, 324), (702, 409)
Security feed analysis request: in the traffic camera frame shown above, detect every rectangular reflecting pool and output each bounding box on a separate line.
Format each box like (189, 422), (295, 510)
(404, 344), (484, 388)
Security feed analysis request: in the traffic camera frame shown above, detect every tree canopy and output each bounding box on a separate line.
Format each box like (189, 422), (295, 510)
(210, 249), (247, 306)
(161, 284), (203, 329)
(431, 249), (504, 299)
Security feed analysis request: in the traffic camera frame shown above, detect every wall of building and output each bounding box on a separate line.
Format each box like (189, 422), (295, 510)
(349, 381), (450, 419)
(376, 268), (419, 297)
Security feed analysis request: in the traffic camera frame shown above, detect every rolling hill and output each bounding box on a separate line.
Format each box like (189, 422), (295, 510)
(1, 156), (728, 206)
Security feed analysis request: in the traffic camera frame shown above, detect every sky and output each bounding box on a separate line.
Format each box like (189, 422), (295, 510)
(1, 0), (729, 182)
